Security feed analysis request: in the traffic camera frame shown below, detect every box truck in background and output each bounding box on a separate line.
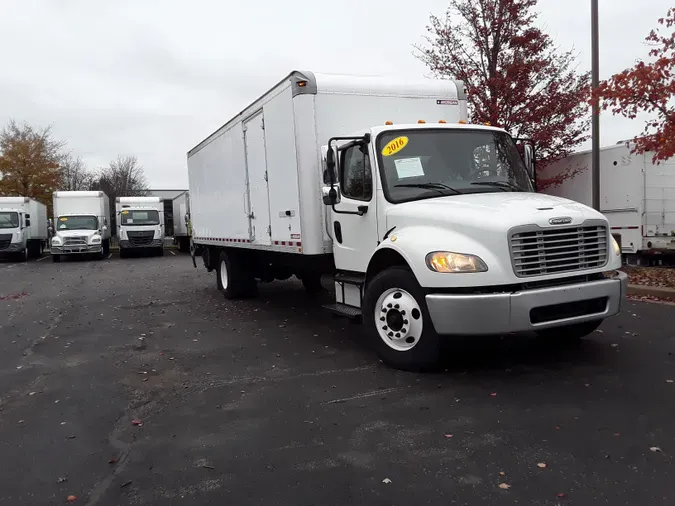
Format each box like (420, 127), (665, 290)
(116, 196), (165, 257)
(540, 143), (675, 263)
(187, 70), (626, 370)
(51, 191), (111, 262)
(172, 191), (191, 252)
(0, 196), (48, 261)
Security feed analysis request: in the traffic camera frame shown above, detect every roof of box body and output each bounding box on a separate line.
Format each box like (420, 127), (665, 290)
(188, 70), (466, 156)
(0, 197), (30, 204)
(54, 191), (106, 198)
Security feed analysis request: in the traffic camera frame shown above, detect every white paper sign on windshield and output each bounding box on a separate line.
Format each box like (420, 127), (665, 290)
(394, 157), (426, 179)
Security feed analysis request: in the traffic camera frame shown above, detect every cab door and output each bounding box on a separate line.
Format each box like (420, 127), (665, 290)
(330, 142), (379, 273)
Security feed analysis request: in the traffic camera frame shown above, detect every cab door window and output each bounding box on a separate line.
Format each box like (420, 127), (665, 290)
(340, 144), (373, 201)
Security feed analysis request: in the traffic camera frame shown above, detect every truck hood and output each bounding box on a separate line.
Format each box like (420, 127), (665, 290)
(386, 192), (606, 232)
(54, 230), (99, 239)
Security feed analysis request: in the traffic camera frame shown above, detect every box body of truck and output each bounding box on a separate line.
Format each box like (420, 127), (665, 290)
(116, 196), (165, 257)
(51, 191), (111, 261)
(0, 196), (48, 260)
(187, 70), (626, 371)
(171, 191), (191, 252)
(540, 143), (675, 259)
(188, 70), (468, 258)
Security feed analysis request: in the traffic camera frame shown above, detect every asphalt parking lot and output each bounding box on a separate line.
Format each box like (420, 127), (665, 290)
(1, 252), (674, 505)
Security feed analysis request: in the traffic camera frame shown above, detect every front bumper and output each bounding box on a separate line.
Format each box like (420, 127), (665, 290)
(425, 271), (628, 335)
(0, 243), (23, 254)
(119, 239), (163, 249)
(51, 244), (102, 255)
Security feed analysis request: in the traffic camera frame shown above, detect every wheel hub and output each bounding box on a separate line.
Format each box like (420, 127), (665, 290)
(375, 288), (424, 352)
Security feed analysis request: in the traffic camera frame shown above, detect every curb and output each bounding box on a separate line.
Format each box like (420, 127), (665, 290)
(627, 284), (675, 301)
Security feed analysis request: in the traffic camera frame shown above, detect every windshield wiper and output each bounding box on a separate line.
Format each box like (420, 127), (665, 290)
(394, 183), (462, 195)
(470, 181), (524, 192)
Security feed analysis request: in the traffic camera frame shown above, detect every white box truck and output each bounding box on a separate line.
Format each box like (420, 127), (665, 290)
(116, 196), (165, 257)
(187, 70), (627, 370)
(0, 196), (48, 261)
(540, 143), (675, 263)
(51, 191), (111, 262)
(171, 191), (191, 252)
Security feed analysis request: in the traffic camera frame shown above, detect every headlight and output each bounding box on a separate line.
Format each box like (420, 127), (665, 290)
(425, 251), (488, 273)
(51, 237), (62, 245)
(611, 236), (621, 256)
(90, 236), (102, 244)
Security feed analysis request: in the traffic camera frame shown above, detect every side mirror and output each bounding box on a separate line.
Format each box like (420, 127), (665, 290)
(322, 185), (341, 205)
(25, 218), (31, 227)
(321, 146), (338, 184)
(522, 144), (535, 179)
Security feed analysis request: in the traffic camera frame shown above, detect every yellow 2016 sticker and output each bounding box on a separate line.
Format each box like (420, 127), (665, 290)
(59, 217), (67, 221)
(121, 210), (129, 214)
(381, 136), (409, 157)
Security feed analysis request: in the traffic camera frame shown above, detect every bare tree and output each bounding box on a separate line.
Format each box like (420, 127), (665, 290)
(92, 155), (149, 198)
(59, 152), (96, 191)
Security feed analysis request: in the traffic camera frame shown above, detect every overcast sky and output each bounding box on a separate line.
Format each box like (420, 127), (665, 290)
(0, 0), (670, 188)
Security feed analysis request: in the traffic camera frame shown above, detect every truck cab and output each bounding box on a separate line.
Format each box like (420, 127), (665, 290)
(0, 207), (29, 261)
(116, 197), (165, 257)
(322, 122), (627, 369)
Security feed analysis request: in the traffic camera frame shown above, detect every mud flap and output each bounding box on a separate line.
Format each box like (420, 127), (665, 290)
(189, 238), (197, 268)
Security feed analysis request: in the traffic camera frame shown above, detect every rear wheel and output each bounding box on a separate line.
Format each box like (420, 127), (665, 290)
(52, 254), (61, 263)
(157, 247), (164, 257)
(536, 320), (603, 343)
(103, 239), (110, 256)
(301, 273), (324, 294)
(119, 248), (128, 259)
(363, 266), (441, 371)
(216, 249), (257, 299)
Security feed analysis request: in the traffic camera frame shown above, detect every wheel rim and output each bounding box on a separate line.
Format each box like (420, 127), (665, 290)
(375, 288), (424, 351)
(220, 260), (229, 290)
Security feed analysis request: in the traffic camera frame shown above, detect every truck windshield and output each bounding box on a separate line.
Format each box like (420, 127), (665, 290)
(0, 212), (19, 229)
(120, 210), (160, 226)
(56, 215), (99, 231)
(376, 129), (534, 203)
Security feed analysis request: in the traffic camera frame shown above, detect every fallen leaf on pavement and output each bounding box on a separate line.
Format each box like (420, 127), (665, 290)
(444, 434), (453, 438)
(499, 471), (505, 476)
(382, 478), (392, 484)
(108, 457), (117, 464)
(537, 463), (547, 468)
(650, 446), (662, 452)
(614, 433), (620, 436)
(131, 419), (142, 426)
(667, 380), (674, 384)
(490, 392), (497, 397)
(67, 495), (77, 502)
(611, 344), (619, 348)
(498, 483), (511, 490)
(557, 492), (566, 498)
(57, 477), (68, 483)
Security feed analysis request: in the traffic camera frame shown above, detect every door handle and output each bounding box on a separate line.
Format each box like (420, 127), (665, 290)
(357, 205), (368, 216)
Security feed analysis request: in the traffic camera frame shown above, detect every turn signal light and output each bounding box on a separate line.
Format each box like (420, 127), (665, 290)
(418, 120), (426, 124)
(458, 120), (467, 124)
(385, 121), (393, 125)
(438, 120), (447, 124)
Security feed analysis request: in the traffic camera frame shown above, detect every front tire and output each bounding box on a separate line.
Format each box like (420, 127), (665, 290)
(536, 320), (603, 343)
(301, 273), (324, 294)
(52, 254), (61, 263)
(363, 266), (441, 371)
(216, 249), (257, 299)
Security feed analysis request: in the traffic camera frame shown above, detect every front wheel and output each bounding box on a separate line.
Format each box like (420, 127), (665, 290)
(536, 320), (603, 343)
(301, 273), (324, 294)
(52, 254), (61, 263)
(362, 266), (441, 371)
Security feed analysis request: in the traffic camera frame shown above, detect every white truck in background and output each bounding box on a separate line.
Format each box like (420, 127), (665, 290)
(187, 70), (627, 371)
(51, 191), (111, 262)
(0, 197), (48, 261)
(116, 196), (165, 257)
(540, 143), (675, 264)
(171, 191), (191, 252)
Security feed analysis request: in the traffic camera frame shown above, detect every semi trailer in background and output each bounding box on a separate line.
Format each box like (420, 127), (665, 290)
(116, 196), (165, 257)
(540, 143), (675, 263)
(172, 191), (191, 252)
(187, 70), (626, 370)
(0, 196), (48, 261)
(51, 191), (111, 262)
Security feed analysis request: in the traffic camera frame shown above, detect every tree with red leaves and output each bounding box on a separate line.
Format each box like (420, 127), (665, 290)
(415, 0), (591, 190)
(595, 8), (675, 163)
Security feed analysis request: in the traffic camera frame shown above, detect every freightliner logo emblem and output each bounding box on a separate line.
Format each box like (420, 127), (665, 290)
(549, 217), (573, 225)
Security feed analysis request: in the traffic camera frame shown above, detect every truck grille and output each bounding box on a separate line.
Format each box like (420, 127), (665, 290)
(510, 223), (609, 277)
(0, 234), (11, 250)
(64, 236), (88, 247)
(127, 231), (154, 246)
